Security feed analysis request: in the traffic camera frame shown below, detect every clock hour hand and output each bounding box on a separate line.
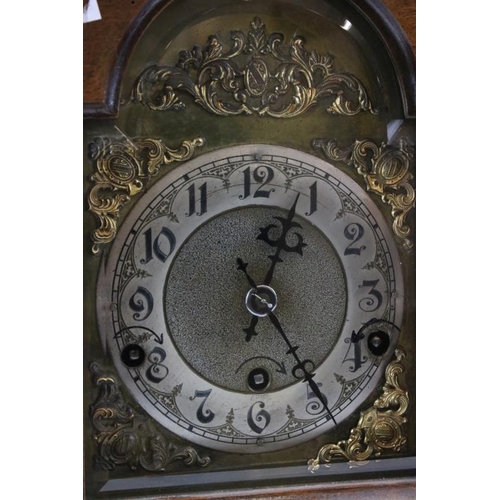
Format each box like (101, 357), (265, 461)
(237, 258), (261, 341)
(257, 193), (307, 286)
(267, 311), (334, 422)
(243, 315), (259, 342)
(236, 257), (257, 288)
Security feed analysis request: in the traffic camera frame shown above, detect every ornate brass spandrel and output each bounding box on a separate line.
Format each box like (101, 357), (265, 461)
(307, 348), (408, 471)
(89, 363), (211, 472)
(314, 138), (415, 251)
(87, 136), (205, 255)
(130, 17), (376, 118)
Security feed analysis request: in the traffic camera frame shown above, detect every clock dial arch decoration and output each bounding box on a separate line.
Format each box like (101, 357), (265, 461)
(130, 16), (377, 118)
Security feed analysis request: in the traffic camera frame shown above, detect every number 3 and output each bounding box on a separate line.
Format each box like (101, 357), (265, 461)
(359, 279), (383, 312)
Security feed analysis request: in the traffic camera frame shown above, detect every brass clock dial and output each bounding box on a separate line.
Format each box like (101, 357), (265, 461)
(96, 145), (404, 453)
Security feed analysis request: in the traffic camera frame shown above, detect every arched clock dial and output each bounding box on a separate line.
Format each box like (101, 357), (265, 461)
(97, 144), (404, 453)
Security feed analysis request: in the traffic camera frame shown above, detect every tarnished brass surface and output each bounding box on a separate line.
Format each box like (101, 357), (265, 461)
(131, 17), (376, 118)
(90, 362), (211, 471)
(314, 138), (415, 250)
(87, 136), (205, 254)
(83, 2), (415, 496)
(308, 348), (408, 469)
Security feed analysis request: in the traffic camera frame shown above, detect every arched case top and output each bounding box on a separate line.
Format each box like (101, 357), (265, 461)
(84, 0), (415, 119)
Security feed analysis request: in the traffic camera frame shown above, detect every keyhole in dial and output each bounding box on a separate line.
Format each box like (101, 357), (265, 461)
(367, 331), (390, 356)
(121, 344), (146, 367)
(247, 367), (271, 392)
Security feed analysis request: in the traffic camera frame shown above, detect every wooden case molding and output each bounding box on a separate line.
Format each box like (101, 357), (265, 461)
(146, 478), (417, 500)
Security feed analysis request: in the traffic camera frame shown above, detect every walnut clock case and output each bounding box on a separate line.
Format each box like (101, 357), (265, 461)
(83, 1), (416, 499)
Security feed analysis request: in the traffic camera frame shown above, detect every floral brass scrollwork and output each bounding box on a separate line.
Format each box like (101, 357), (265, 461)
(89, 363), (211, 472)
(87, 136), (205, 254)
(308, 348), (408, 470)
(314, 138), (415, 250)
(131, 17), (376, 118)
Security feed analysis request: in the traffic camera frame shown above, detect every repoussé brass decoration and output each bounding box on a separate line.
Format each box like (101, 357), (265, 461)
(89, 363), (211, 472)
(313, 138), (415, 250)
(307, 348), (408, 470)
(131, 17), (376, 118)
(87, 136), (205, 254)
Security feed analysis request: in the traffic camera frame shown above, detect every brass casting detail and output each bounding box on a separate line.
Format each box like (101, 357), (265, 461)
(89, 363), (211, 472)
(87, 136), (205, 254)
(308, 348), (408, 470)
(314, 138), (415, 250)
(131, 17), (376, 118)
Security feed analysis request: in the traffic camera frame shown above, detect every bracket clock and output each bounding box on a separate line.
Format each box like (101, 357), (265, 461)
(83, 1), (416, 498)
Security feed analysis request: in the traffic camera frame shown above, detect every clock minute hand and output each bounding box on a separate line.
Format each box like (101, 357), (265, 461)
(257, 193), (307, 286)
(267, 311), (334, 422)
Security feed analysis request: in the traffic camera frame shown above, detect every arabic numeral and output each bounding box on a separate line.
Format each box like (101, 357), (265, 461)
(240, 166), (275, 199)
(241, 166), (251, 199)
(141, 227), (176, 264)
(305, 181), (317, 216)
(187, 182), (208, 216)
(343, 333), (368, 372)
(247, 401), (271, 434)
(306, 383), (328, 415)
(189, 389), (215, 424)
(344, 223), (366, 255)
(129, 286), (153, 321)
(146, 347), (168, 383)
(359, 279), (383, 312)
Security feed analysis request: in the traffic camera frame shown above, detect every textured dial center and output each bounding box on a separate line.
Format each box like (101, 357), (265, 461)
(164, 206), (347, 392)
